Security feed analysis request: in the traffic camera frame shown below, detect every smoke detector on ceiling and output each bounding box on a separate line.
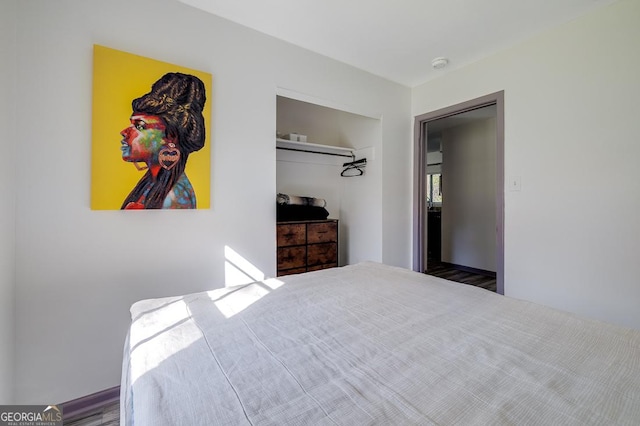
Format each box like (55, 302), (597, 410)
(431, 57), (449, 70)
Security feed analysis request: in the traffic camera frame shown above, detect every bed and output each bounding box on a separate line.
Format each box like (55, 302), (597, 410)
(121, 262), (640, 425)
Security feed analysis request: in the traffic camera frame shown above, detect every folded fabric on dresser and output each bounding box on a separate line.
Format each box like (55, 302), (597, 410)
(277, 193), (327, 208)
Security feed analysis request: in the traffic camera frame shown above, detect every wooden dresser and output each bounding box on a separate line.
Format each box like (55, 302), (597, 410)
(277, 219), (338, 276)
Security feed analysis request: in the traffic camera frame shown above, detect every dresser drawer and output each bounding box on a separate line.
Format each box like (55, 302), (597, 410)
(307, 221), (337, 244)
(277, 267), (307, 277)
(308, 263), (338, 272)
(277, 219), (339, 274)
(277, 223), (306, 246)
(277, 246), (306, 270)
(307, 242), (337, 266)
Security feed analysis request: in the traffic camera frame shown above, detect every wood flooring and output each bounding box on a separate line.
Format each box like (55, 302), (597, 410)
(64, 402), (119, 426)
(425, 258), (497, 292)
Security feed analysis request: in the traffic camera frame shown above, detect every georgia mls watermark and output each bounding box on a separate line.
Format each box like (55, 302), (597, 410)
(0, 405), (62, 426)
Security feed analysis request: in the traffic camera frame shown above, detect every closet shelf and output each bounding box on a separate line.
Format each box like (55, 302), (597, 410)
(276, 138), (354, 159)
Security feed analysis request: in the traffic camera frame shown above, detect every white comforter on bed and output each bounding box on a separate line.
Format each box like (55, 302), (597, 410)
(122, 262), (640, 425)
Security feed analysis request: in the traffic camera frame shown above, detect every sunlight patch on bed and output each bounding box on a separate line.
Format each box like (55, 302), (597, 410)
(129, 298), (202, 384)
(224, 245), (265, 287)
(262, 277), (285, 290)
(208, 283), (271, 318)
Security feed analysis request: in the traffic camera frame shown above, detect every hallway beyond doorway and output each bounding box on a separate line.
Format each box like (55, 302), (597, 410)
(426, 258), (496, 292)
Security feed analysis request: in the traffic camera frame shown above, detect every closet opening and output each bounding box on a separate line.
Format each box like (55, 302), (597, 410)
(275, 93), (380, 274)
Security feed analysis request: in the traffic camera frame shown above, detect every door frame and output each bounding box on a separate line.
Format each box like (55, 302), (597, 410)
(413, 91), (504, 294)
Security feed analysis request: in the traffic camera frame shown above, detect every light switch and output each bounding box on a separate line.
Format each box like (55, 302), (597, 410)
(510, 176), (521, 191)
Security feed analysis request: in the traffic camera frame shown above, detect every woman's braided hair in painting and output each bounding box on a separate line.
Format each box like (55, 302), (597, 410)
(121, 72), (206, 209)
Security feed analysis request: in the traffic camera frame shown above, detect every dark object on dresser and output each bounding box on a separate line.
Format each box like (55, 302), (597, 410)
(277, 220), (338, 276)
(276, 204), (330, 221)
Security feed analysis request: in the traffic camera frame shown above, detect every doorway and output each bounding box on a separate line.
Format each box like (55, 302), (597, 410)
(413, 92), (504, 294)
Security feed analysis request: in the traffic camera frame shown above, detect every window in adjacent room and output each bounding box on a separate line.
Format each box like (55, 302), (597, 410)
(426, 173), (442, 205)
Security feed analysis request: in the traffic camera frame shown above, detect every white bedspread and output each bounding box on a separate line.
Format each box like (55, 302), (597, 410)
(122, 262), (640, 425)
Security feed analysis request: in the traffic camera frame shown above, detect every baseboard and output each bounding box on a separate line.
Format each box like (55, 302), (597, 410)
(61, 386), (120, 420)
(441, 262), (497, 278)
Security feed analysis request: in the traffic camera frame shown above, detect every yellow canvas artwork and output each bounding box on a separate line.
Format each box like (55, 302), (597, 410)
(91, 45), (211, 210)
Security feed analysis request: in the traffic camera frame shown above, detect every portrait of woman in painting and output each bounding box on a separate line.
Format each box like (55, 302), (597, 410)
(119, 72), (206, 209)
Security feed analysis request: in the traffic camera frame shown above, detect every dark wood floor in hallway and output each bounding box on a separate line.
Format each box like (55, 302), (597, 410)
(65, 402), (119, 426)
(425, 259), (497, 292)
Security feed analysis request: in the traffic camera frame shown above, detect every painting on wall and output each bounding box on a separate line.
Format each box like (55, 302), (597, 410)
(91, 45), (212, 210)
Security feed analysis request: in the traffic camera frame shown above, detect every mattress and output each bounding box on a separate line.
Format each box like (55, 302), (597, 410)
(121, 262), (640, 425)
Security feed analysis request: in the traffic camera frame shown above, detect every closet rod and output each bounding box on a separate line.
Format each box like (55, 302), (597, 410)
(276, 146), (354, 159)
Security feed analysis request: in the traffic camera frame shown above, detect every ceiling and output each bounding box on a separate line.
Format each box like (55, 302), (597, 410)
(178, 0), (615, 87)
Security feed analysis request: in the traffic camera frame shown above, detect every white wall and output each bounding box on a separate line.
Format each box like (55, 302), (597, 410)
(276, 96), (353, 147)
(413, 0), (640, 329)
(441, 118), (496, 272)
(338, 116), (383, 265)
(0, 0), (17, 405)
(441, 118), (497, 271)
(13, 0), (410, 403)
(276, 154), (343, 218)
(382, 101), (413, 268)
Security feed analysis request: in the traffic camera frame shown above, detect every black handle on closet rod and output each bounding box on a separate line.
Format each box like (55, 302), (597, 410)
(342, 158), (367, 167)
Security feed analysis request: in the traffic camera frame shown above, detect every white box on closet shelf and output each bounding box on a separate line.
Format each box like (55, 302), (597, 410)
(283, 133), (307, 142)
